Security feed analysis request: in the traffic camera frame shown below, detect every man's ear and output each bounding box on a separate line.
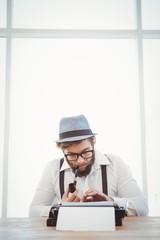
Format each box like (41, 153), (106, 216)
(93, 136), (96, 144)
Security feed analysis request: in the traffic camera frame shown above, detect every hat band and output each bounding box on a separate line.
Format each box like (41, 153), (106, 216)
(59, 129), (93, 140)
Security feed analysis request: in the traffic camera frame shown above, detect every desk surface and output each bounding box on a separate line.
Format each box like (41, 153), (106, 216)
(0, 216), (160, 240)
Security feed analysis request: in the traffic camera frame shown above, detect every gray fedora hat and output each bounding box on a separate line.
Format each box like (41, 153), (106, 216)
(56, 114), (97, 143)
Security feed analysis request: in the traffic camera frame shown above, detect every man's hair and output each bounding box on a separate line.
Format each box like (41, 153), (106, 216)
(56, 137), (95, 150)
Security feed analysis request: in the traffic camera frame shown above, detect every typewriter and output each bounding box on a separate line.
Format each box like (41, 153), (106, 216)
(47, 201), (126, 227)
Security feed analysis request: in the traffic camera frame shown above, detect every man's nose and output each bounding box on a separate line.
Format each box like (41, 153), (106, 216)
(76, 155), (85, 164)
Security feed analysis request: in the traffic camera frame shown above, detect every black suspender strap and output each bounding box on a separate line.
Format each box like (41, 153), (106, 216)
(101, 165), (108, 195)
(59, 158), (64, 198)
(59, 157), (108, 198)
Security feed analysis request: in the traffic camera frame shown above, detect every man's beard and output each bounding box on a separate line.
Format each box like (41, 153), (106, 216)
(67, 153), (95, 177)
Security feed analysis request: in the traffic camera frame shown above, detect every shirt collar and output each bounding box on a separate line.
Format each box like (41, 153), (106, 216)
(60, 157), (70, 172)
(93, 148), (111, 170)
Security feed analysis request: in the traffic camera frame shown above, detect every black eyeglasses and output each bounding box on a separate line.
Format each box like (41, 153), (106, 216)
(64, 149), (94, 161)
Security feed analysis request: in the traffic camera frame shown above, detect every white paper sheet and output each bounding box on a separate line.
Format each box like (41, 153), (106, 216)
(56, 202), (115, 231)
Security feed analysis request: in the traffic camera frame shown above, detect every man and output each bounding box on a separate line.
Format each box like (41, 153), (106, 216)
(29, 114), (148, 217)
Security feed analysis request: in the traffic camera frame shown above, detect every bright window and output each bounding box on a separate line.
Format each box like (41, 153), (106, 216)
(143, 39), (160, 216)
(142, 0), (160, 29)
(0, 38), (6, 217)
(13, 0), (136, 29)
(1, 0), (160, 217)
(0, 0), (6, 28)
(8, 38), (141, 216)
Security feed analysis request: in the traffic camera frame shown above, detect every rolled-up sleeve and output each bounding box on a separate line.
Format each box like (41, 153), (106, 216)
(108, 155), (149, 216)
(29, 161), (58, 217)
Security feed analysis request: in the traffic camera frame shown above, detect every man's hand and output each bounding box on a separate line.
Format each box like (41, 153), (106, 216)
(81, 188), (114, 202)
(62, 186), (80, 202)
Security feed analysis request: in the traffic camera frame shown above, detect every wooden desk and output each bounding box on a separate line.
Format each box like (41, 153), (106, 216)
(0, 217), (160, 240)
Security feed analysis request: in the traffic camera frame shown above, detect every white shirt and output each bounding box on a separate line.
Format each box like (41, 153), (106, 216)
(29, 149), (148, 217)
